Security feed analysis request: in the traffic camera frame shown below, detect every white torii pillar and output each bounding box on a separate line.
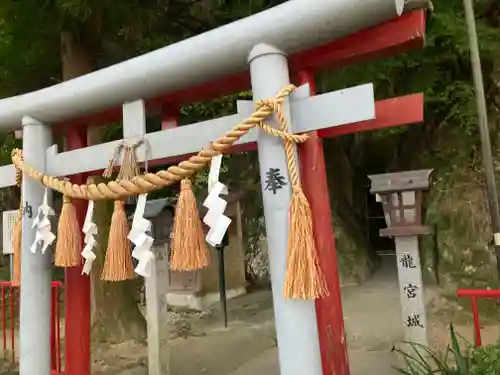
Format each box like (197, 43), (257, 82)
(249, 44), (323, 375)
(19, 116), (53, 375)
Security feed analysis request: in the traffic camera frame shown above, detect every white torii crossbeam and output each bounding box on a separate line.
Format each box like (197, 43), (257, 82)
(0, 82), (374, 188)
(10, 44), (376, 375)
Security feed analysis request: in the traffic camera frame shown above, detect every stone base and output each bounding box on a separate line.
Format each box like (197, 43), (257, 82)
(167, 287), (247, 311)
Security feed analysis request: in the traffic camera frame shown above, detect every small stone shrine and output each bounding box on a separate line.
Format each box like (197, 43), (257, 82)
(138, 195), (246, 311)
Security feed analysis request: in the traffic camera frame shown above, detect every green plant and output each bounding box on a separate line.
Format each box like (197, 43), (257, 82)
(0, 359), (18, 375)
(394, 324), (473, 374)
(470, 344), (500, 375)
(395, 324), (500, 374)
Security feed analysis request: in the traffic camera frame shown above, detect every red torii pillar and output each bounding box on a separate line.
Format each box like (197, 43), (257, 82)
(298, 74), (424, 375)
(64, 127), (91, 375)
(298, 71), (350, 375)
(296, 12), (425, 375)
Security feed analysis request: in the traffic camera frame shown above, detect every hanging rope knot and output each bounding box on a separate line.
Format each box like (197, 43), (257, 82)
(254, 91), (309, 146)
(180, 179), (192, 191)
(103, 142), (125, 179)
(255, 98), (274, 113)
(103, 139), (145, 181)
(262, 86), (327, 299)
(130, 139), (144, 150)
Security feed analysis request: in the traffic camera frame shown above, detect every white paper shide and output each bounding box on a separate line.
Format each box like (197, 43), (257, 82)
(81, 200), (97, 275)
(128, 193), (154, 277)
(31, 187), (56, 254)
(203, 155), (231, 246)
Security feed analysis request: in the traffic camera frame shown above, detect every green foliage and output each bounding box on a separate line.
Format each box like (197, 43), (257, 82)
(0, 0), (214, 92)
(395, 325), (500, 375)
(471, 343), (500, 375)
(212, 0), (287, 20)
(320, 0), (500, 144)
(0, 366), (18, 375)
(0, 0), (289, 94)
(394, 325), (470, 374)
(0, 134), (19, 166)
(314, 0), (500, 283)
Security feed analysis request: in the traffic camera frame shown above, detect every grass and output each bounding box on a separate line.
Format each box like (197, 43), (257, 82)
(0, 357), (17, 375)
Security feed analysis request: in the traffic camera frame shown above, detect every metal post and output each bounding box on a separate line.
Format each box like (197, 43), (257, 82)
(463, 0), (500, 275)
(19, 116), (53, 375)
(249, 43), (323, 375)
(145, 252), (169, 375)
(125, 100), (170, 375)
(9, 255), (13, 281)
(297, 70), (350, 375)
(65, 127), (91, 375)
(216, 247), (228, 328)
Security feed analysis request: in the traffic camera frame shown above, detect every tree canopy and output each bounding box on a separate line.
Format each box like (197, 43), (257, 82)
(0, 0), (286, 94)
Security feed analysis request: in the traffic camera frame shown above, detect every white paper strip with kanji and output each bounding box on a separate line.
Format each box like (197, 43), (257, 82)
(81, 201), (97, 275)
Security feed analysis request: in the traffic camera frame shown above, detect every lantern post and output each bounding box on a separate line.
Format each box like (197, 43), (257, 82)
(368, 169), (433, 347)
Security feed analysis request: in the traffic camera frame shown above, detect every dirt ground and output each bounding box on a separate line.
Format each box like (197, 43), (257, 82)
(90, 254), (500, 375)
(3, 255), (500, 374)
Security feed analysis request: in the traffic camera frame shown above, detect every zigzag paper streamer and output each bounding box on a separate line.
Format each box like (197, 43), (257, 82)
(30, 187), (56, 254)
(81, 201), (97, 275)
(203, 155), (231, 247)
(128, 193), (154, 277)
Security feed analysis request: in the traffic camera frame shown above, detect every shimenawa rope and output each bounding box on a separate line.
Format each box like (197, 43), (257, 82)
(11, 85), (327, 299)
(11, 85), (308, 201)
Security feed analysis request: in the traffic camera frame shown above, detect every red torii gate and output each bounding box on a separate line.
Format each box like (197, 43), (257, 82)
(58, 9), (426, 375)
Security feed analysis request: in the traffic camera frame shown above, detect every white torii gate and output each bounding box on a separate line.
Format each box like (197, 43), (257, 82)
(0, 44), (376, 375)
(0, 0), (417, 374)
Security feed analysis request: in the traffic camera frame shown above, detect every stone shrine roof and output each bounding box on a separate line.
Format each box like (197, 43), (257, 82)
(143, 198), (175, 219)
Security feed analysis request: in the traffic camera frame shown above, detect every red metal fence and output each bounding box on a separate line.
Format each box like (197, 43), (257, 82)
(456, 288), (500, 348)
(0, 281), (63, 373)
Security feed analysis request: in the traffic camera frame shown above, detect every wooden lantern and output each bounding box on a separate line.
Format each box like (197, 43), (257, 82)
(368, 170), (433, 237)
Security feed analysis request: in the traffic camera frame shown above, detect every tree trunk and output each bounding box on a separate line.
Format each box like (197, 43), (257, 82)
(60, 30), (146, 344)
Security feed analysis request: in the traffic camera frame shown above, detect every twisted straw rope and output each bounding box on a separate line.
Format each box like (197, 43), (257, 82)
(258, 85), (300, 190)
(11, 85), (308, 201)
(14, 150), (23, 217)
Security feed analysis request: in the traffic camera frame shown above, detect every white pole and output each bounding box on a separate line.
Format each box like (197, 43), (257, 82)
(9, 255), (13, 280)
(19, 116), (52, 375)
(248, 44), (322, 375)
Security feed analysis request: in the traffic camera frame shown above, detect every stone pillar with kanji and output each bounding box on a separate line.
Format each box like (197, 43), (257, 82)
(368, 170), (433, 347)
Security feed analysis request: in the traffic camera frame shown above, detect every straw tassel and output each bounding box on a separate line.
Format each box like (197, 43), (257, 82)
(268, 95), (328, 300)
(101, 200), (135, 281)
(170, 178), (209, 271)
(101, 142), (143, 281)
(283, 188), (328, 299)
(54, 195), (82, 267)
